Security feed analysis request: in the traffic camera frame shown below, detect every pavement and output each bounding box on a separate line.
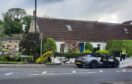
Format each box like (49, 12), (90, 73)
(0, 64), (132, 84)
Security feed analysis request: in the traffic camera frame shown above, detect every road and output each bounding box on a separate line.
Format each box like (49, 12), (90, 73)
(0, 64), (132, 84)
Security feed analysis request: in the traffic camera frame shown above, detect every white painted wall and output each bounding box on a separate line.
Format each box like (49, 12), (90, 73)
(56, 42), (65, 52)
(90, 42), (107, 50)
(56, 41), (107, 53)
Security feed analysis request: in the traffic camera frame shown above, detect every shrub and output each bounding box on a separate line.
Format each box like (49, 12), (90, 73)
(83, 50), (92, 54)
(0, 55), (11, 61)
(106, 40), (132, 56)
(96, 50), (111, 55)
(43, 38), (57, 53)
(68, 49), (80, 54)
(36, 51), (53, 64)
(54, 52), (90, 58)
(85, 42), (93, 51)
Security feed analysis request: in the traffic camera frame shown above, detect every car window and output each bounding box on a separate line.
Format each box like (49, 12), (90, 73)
(95, 53), (103, 57)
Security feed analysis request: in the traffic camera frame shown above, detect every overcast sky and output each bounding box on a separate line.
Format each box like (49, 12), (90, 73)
(0, 0), (132, 23)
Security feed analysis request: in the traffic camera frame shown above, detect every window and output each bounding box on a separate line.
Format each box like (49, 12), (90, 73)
(14, 45), (17, 48)
(7, 45), (10, 48)
(124, 28), (129, 33)
(66, 24), (72, 31)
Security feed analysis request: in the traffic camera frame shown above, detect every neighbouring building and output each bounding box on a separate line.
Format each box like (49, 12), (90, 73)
(0, 37), (21, 51)
(29, 17), (132, 53)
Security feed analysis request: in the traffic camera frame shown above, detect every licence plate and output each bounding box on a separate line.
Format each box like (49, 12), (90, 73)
(75, 62), (81, 64)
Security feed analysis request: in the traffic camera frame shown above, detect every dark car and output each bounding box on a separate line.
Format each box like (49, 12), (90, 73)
(75, 53), (119, 68)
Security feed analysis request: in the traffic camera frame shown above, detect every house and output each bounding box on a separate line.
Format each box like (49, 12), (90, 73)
(0, 36), (21, 51)
(29, 17), (132, 53)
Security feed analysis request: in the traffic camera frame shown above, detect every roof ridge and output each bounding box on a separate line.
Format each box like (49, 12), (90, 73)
(37, 17), (122, 25)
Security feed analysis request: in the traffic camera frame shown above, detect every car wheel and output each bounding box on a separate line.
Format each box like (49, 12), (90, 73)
(113, 60), (119, 68)
(90, 61), (98, 69)
(77, 65), (83, 68)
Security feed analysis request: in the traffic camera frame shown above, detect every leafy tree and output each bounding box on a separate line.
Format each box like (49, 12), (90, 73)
(3, 8), (27, 34)
(85, 42), (93, 51)
(0, 20), (4, 37)
(8, 8), (26, 21)
(19, 33), (40, 57)
(22, 16), (32, 33)
(43, 38), (57, 53)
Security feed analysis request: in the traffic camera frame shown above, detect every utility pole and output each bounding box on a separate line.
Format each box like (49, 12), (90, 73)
(35, 0), (37, 32)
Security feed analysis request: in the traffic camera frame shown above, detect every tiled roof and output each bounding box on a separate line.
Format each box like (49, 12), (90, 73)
(37, 17), (132, 42)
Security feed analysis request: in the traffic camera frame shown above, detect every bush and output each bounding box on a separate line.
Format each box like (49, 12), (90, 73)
(85, 42), (93, 51)
(43, 38), (57, 53)
(0, 55), (11, 61)
(36, 51), (53, 64)
(68, 49), (80, 54)
(83, 50), (92, 54)
(96, 50), (111, 55)
(106, 40), (132, 56)
(54, 52), (90, 58)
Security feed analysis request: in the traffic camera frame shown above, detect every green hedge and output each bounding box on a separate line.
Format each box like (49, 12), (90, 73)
(106, 40), (132, 56)
(96, 50), (111, 55)
(54, 52), (91, 58)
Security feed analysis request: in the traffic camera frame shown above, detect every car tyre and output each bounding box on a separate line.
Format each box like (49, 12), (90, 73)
(90, 61), (98, 68)
(113, 60), (119, 68)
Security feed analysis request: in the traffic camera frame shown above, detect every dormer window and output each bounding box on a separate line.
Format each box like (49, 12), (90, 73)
(124, 28), (129, 33)
(66, 24), (72, 31)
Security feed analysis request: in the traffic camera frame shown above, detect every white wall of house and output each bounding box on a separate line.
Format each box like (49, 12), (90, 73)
(56, 41), (107, 53)
(90, 42), (107, 50)
(56, 42), (65, 52)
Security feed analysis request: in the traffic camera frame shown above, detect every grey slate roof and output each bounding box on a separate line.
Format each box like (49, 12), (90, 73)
(37, 17), (132, 42)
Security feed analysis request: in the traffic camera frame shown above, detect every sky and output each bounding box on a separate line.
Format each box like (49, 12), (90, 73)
(0, 0), (132, 23)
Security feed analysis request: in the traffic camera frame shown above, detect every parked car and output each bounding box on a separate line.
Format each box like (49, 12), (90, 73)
(75, 53), (119, 68)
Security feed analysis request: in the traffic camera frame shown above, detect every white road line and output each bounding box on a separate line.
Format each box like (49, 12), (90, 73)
(99, 70), (103, 73)
(122, 69), (126, 72)
(42, 71), (47, 74)
(5, 72), (13, 76)
(72, 71), (76, 74)
(29, 74), (41, 76)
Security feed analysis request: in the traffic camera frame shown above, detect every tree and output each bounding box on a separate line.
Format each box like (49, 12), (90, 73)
(19, 33), (40, 57)
(3, 8), (27, 34)
(22, 16), (32, 33)
(0, 20), (4, 37)
(8, 8), (26, 21)
(43, 38), (57, 53)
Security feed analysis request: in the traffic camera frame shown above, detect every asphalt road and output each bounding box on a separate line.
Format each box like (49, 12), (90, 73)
(0, 64), (132, 84)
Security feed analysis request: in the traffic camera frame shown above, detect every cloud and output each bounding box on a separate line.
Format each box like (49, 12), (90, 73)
(0, 0), (132, 23)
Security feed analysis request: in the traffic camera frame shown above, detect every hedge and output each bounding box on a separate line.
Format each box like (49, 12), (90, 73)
(106, 40), (132, 56)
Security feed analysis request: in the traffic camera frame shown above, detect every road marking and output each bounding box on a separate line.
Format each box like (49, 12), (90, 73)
(29, 74), (41, 76)
(72, 71), (76, 74)
(99, 70), (103, 73)
(115, 69), (132, 73)
(42, 71), (47, 74)
(5, 72), (13, 76)
(122, 69), (126, 72)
